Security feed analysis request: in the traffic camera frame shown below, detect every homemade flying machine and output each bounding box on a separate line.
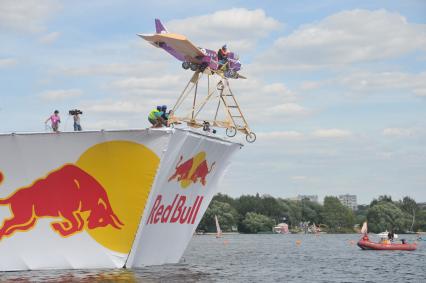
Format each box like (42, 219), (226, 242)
(137, 19), (245, 79)
(138, 19), (256, 143)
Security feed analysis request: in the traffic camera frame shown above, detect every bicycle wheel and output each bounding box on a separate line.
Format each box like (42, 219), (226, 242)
(226, 127), (237, 137)
(246, 132), (256, 143)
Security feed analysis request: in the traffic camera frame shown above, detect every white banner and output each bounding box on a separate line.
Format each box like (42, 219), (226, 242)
(0, 129), (241, 271)
(127, 129), (241, 267)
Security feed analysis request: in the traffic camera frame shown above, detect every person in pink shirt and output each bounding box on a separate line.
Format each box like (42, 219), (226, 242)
(45, 110), (61, 132)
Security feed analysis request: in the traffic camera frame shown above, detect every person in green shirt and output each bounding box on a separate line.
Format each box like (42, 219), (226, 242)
(148, 106), (164, 128)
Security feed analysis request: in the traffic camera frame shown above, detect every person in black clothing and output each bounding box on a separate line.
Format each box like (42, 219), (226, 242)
(388, 230), (395, 241)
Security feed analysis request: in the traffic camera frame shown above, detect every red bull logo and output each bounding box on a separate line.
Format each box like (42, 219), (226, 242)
(0, 164), (123, 241)
(146, 194), (203, 225)
(168, 151), (215, 188)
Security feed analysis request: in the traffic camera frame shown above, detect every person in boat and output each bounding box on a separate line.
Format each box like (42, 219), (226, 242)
(148, 106), (165, 128)
(388, 230), (395, 241)
(217, 44), (229, 70)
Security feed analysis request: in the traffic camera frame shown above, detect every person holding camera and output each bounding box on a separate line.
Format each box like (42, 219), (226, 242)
(45, 110), (61, 133)
(69, 109), (83, 131)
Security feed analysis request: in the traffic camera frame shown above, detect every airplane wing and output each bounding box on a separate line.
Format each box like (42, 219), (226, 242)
(138, 33), (205, 63)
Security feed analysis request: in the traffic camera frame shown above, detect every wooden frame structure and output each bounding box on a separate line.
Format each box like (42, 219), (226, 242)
(169, 71), (256, 143)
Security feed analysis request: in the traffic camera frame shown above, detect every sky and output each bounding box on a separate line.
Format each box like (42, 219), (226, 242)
(0, 0), (425, 204)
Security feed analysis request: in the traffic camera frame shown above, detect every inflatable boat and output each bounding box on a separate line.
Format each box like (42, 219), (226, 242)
(357, 237), (417, 251)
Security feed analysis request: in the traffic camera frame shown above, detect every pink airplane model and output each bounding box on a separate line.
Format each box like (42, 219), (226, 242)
(138, 19), (246, 79)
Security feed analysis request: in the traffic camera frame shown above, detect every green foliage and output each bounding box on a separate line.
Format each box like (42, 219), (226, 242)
(416, 210), (426, 231)
(240, 212), (275, 233)
(212, 193), (236, 207)
(197, 193), (426, 234)
(366, 202), (411, 233)
(398, 196), (418, 215)
(321, 196), (355, 232)
(355, 204), (369, 225)
(301, 198), (323, 224)
(280, 199), (302, 226)
(370, 195), (393, 207)
(197, 200), (238, 232)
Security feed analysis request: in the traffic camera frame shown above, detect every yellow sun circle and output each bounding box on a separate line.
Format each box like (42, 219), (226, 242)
(180, 151), (206, 188)
(75, 140), (159, 254)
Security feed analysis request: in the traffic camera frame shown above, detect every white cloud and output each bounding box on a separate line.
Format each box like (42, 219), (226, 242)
(110, 75), (183, 92)
(166, 8), (281, 52)
(0, 58), (17, 68)
(83, 120), (129, 130)
(336, 71), (426, 97)
(82, 100), (145, 114)
(291, 176), (308, 181)
(257, 9), (426, 69)
(0, 0), (60, 33)
(300, 71), (426, 98)
(383, 128), (414, 137)
(299, 81), (324, 91)
(271, 103), (308, 115)
(39, 31), (60, 44)
(39, 89), (83, 100)
(312, 129), (352, 138)
(57, 61), (171, 77)
(257, 131), (304, 141)
(414, 88), (426, 97)
(261, 83), (295, 101)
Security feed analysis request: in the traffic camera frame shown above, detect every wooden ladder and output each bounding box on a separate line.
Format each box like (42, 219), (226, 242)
(216, 80), (251, 135)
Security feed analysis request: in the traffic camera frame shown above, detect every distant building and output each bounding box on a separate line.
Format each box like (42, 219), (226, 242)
(297, 195), (319, 203)
(338, 194), (357, 211)
(418, 202), (426, 209)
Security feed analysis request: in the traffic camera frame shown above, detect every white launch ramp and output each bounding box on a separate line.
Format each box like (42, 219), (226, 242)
(0, 128), (241, 271)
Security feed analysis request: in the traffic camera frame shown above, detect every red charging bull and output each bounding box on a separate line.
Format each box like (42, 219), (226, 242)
(0, 164), (123, 240)
(168, 151), (215, 188)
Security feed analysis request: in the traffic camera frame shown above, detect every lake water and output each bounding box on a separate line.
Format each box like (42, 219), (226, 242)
(0, 234), (424, 282)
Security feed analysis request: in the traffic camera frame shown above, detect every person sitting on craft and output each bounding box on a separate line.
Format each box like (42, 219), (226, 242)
(217, 44), (229, 70)
(160, 105), (170, 126)
(148, 106), (164, 128)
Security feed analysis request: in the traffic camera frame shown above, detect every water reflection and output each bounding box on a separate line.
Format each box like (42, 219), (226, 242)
(0, 269), (137, 283)
(0, 266), (211, 283)
(0, 234), (424, 282)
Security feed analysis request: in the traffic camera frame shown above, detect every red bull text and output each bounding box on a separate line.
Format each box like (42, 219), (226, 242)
(0, 164), (123, 240)
(146, 194), (203, 225)
(168, 151), (215, 188)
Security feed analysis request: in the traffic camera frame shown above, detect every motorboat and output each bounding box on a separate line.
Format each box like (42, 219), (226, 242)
(377, 231), (398, 239)
(357, 235), (417, 251)
(357, 222), (416, 251)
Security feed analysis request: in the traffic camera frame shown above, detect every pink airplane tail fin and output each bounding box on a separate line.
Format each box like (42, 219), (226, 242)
(155, 19), (168, 34)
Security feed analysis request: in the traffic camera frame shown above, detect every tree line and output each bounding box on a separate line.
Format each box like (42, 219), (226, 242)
(197, 193), (426, 234)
